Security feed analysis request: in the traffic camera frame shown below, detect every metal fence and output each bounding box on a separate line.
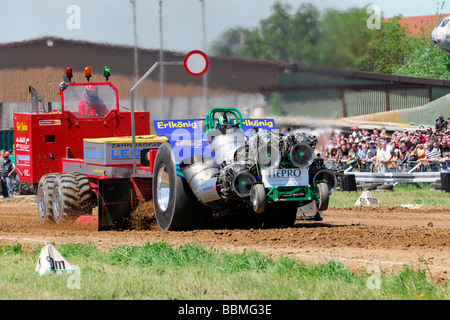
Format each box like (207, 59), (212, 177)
(339, 159), (449, 173)
(344, 171), (442, 184)
(339, 159), (448, 184)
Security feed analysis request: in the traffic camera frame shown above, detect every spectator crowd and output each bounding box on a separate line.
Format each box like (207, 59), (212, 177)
(319, 114), (450, 173)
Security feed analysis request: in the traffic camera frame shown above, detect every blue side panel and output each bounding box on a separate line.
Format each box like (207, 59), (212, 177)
(153, 118), (277, 177)
(154, 119), (206, 177)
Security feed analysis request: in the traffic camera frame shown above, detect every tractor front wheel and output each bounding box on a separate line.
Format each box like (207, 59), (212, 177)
(317, 182), (330, 211)
(37, 174), (57, 223)
(250, 183), (266, 213)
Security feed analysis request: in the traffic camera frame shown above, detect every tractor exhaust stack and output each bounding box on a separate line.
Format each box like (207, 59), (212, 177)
(29, 86), (39, 114)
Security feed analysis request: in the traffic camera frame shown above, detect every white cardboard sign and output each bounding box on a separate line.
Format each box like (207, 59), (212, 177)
(35, 242), (75, 276)
(354, 190), (380, 206)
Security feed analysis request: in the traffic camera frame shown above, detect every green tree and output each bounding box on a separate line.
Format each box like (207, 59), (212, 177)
(210, 2), (450, 77)
(211, 3), (375, 69)
(288, 3), (321, 65)
(269, 92), (284, 116)
(395, 38), (450, 79)
(247, 2), (293, 61)
(393, 14), (450, 79)
(360, 17), (415, 74)
(210, 27), (252, 58)
(211, 2), (321, 64)
(314, 7), (373, 69)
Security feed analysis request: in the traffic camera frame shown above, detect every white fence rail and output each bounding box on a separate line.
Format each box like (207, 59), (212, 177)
(345, 171), (442, 184)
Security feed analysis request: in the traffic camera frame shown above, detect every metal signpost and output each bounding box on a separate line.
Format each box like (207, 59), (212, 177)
(129, 50), (209, 174)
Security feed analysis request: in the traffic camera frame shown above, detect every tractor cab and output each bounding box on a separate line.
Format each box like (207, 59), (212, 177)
(59, 66), (119, 120)
(60, 82), (116, 119)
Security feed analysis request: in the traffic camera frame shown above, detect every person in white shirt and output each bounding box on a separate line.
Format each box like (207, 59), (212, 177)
(352, 126), (362, 139)
(375, 140), (392, 173)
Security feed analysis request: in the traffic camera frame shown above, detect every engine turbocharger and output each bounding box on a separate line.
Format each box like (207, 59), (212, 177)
(216, 161), (257, 199)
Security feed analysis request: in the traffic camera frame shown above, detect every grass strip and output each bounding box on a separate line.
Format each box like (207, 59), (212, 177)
(0, 242), (448, 300)
(330, 184), (450, 207)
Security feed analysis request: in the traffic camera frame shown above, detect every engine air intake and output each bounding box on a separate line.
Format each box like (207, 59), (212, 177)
(290, 143), (314, 168)
(231, 172), (257, 198)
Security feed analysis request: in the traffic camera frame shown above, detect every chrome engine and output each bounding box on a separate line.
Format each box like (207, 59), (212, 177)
(179, 127), (340, 208)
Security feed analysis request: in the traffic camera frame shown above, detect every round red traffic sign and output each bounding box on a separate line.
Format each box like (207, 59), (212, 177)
(184, 50), (209, 77)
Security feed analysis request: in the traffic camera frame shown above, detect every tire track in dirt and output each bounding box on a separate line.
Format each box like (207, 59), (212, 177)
(0, 199), (449, 280)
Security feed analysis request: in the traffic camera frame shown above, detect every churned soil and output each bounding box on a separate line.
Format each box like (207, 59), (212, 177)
(0, 198), (449, 281)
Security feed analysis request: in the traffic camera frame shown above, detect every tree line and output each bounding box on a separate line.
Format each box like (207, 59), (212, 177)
(211, 2), (450, 79)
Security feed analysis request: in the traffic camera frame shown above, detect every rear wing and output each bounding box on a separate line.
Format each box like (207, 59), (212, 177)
(153, 118), (277, 164)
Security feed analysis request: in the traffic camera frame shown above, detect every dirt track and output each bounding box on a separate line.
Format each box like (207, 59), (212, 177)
(0, 198), (449, 281)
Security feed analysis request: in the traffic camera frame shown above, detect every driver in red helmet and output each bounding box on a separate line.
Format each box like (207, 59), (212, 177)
(78, 84), (109, 117)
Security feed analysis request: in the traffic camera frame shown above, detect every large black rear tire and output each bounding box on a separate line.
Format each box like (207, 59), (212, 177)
(153, 142), (212, 231)
(51, 172), (93, 224)
(72, 172), (94, 214)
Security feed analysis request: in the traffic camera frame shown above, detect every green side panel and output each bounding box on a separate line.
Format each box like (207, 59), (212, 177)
(0, 129), (14, 152)
(277, 90), (343, 119)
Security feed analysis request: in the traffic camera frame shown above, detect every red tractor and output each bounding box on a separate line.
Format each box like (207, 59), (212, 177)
(14, 67), (165, 230)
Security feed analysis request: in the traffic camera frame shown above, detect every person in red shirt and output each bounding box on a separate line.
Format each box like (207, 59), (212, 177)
(78, 85), (109, 117)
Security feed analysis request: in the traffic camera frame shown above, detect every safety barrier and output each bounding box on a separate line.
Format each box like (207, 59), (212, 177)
(339, 159), (449, 173)
(338, 159), (449, 184)
(344, 171), (441, 184)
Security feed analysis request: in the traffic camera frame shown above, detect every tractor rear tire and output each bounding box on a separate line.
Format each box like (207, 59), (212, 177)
(52, 173), (93, 223)
(153, 142), (212, 231)
(72, 172), (94, 214)
(37, 174), (57, 223)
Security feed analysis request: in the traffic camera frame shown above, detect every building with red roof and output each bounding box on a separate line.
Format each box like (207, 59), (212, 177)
(386, 13), (450, 36)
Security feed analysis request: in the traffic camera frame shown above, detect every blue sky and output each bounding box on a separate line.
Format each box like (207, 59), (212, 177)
(0, 0), (447, 52)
